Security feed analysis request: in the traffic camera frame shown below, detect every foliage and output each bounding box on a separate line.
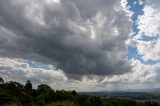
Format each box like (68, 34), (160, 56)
(25, 80), (32, 91)
(0, 77), (160, 106)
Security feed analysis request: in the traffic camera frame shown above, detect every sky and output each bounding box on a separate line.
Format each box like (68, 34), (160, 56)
(0, 0), (160, 91)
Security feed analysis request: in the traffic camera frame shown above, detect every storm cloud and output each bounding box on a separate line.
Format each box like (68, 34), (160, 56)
(0, 0), (131, 78)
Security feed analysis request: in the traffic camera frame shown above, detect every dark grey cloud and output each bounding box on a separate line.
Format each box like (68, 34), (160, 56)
(0, 0), (131, 79)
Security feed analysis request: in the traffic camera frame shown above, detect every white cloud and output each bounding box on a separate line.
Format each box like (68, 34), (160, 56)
(120, 0), (133, 17)
(129, 0), (160, 62)
(136, 0), (160, 38)
(1, 57), (160, 91)
(138, 0), (145, 5)
(101, 59), (160, 90)
(0, 57), (67, 88)
(134, 40), (160, 61)
(0, 57), (102, 91)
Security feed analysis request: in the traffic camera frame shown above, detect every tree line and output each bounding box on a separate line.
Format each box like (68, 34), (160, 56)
(0, 77), (159, 106)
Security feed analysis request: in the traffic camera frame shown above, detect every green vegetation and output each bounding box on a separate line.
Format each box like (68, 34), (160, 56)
(0, 77), (159, 106)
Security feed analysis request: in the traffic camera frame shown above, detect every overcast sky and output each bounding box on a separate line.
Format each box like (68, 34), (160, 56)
(0, 0), (160, 91)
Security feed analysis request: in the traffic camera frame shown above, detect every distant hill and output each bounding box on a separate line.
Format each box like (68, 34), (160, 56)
(118, 88), (160, 93)
(78, 91), (160, 100)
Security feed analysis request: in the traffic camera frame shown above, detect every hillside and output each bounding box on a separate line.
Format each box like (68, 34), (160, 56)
(0, 78), (159, 106)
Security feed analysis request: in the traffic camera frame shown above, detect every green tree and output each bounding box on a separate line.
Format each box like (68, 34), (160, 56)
(71, 90), (77, 96)
(4, 81), (23, 95)
(25, 80), (32, 90)
(0, 77), (4, 88)
(37, 84), (52, 91)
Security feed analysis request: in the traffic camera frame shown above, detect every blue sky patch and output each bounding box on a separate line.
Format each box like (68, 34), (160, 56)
(127, 0), (159, 65)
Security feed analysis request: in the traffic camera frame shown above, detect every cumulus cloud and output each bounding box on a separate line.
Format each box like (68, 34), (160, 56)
(136, 0), (160, 38)
(100, 59), (160, 90)
(1, 57), (160, 91)
(107, 0), (160, 90)
(121, 0), (133, 17)
(0, 57), (67, 88)
(0, 57), (105, 91)
(2, 0), (160, 91)
(131, 0), (160, 61)
(0, 0), (131, 78)
(134, 40), (160, 61)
